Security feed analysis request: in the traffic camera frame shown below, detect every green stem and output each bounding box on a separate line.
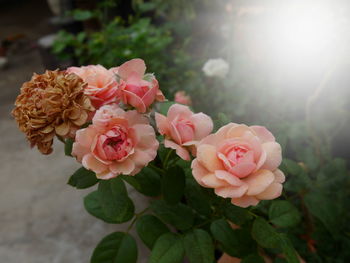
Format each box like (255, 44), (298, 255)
(163, 149), (174, 169)
(247, 210), (258, 218)
(194, 219), (212, 229)
(126, 207), (150, 233)
(149, 163), (166, 175)
(135, 206), (150, 217)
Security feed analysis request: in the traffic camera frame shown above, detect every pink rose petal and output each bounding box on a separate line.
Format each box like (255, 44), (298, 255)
(155, 113), (170, 135)
(164, 139), (190, 161)
(215, 184), (248, 198)
(191, 159), (210, 187)
(274, 169), (286, 183)
(122, 89), (147, 113)
(231, 195), (260, 208)
(197, 144), (224, 172)
(190, 112), (214, 140)
(167, 104), (193, 121)
(109, 158), (136, 175)
(226, 124), (250, 139)
(251, 125), (275, 142)
(82, 153), (108, 174)
(255, 182), (283, 200)
(118, 58), (146, 79)
(261, 142), (282, 171)
(202, 173), (226, 188)
(215, 170), (243, 186)
(244, 169), (275, 196)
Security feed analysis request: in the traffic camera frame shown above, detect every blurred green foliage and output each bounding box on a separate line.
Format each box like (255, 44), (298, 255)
(53, 18), (172, 76)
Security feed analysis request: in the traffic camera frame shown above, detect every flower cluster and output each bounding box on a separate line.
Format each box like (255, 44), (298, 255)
(13, 58), (284, 208)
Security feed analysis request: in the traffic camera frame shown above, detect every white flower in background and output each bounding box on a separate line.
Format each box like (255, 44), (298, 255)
(202, 58), (229, 78)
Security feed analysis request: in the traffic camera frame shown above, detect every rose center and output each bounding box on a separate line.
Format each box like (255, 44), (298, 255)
(217, 141), (257, 178)
(101, 126), (133, 161)
(226, 146), (248, 166)
(175, 119), (195, 143)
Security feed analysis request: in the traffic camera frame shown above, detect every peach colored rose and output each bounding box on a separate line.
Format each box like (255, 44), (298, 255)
(174, 91), (192, 105)
(67, 65), (119, 109)
(72, 104), (159, 179)
(114, 58), (165, 113)
(155, 104), (213, 161)
(191, 123), (284, 207)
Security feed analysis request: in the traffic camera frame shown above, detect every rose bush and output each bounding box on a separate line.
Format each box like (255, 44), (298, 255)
(13, 58), (306, 263)
(49, 2), (350, 262)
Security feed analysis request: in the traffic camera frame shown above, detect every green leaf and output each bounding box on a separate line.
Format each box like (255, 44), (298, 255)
(279, 234), (299, 263)
(162, 166), (185, 205)
(151, 200), (194, 231)
(184, 179), (212, 217)
(98, 178), (134, 223)
(269, 201), (301, 228)
(64, 138), (74, 156)
(143, 73), (156, 82)
(251, 217), (280, 248)
(67, 167), (98, 189)
(274, 259), (288, 263)
(224, 203), (253, 226)
(149, 233), (184, 263)
(299, 148), (320, 171)
(84, 191), (118, 224)
(210, 219), (240, 257)
(91, 232), (137, 263)
(136, 215), (170, 249)
(159, 101), (176, 115)
(72, 9), (94, 21)
(183, 229), (214, 263)
(218, 112), (231, 126)
(76, 32), (86, 42)
(138, 2), (157, 13)
(252, 220), (298, 263)
(122, 167), (161, 197)
(242, 254), (265, 263)
(234, 228), (258, 257)
(304, 192), (340, 234)
(282, 159), (302, 176)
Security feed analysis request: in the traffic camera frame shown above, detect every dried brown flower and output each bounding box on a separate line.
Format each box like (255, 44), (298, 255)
(12, 70), (94, 154)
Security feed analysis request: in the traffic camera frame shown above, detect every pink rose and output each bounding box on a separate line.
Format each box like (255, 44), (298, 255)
(72, 104), (159, 179)
(174, 91), (192, 105)
(155, 104), (213, 161)
(191, 123), (285, 207)
(67, 65), (119, 109)
(115, 58), (165, 113)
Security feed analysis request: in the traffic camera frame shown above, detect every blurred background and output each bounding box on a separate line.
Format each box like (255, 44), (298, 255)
(1, 0), (350, 262)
